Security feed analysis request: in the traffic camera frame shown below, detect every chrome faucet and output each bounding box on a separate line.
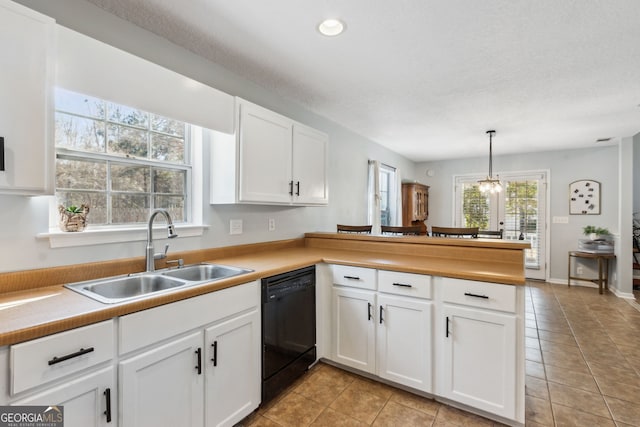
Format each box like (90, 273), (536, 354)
(146, 209), (178, 272)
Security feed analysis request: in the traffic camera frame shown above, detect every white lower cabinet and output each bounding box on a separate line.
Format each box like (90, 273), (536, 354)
(440, 304), (516, 419)
(118, 281), (260, 427)
(14, 367), (115, 427)
(332, 286), (376, 373)
(204, 309), (260, 427)
(437, 277), (521, 422)
(331, 266), (433, 393)
(376, 294), (432, 392)
(119, 332), (204, 427)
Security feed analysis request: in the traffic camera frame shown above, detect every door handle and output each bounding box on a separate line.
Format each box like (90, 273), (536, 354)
(464, 292), (489, 299)
(392, 282), (412, 288)
(104, 388), (112, 423)
(289, 180), (294, 196)
(295, 181), (300, 196)
(211, 341), (218, 367)
(195, 348), (202, 375)
(379, 305), (384, 324)
(446, 316), (450, 338)
(367, 302), (372, 321)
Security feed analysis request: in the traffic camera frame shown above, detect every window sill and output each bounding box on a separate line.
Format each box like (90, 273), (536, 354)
(37, 224), (208, 248)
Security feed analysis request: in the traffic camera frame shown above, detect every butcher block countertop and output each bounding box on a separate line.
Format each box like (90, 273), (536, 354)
(0, 234), (529, 346)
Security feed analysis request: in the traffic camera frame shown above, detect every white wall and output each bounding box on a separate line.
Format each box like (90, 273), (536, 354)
(416, 144), (620, 285)
(2, 0), (417, 273)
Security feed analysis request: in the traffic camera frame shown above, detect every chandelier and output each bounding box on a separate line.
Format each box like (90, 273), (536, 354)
(478, 130), (502, 193)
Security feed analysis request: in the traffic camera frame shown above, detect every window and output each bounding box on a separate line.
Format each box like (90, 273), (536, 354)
(379, 164), (397, 226)
(54, 88), (191, 226)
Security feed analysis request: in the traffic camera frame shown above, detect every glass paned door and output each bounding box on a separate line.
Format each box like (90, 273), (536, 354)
(455, 172), (547, 280)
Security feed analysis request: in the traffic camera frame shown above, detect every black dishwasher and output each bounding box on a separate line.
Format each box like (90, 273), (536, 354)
(262, 265), (316, 403)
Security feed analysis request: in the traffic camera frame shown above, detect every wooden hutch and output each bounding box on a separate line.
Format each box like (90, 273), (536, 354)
(401, 182), (429, 235)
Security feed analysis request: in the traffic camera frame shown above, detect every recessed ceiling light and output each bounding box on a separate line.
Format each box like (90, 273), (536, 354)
(318, 18), (345, 37)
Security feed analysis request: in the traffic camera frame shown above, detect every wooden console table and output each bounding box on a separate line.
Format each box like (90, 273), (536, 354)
(567, 251), (615, 294)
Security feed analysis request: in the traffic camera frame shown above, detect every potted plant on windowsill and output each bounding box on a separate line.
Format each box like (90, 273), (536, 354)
(583, 225), (610, 241)
(58, 204), (90, 232)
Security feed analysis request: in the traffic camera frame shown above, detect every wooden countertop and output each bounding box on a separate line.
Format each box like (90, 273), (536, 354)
(0, 235), (529, 346)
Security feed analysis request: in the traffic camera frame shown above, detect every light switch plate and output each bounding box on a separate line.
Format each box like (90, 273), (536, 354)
(552, 216), (569, 224)
(268, 218), (276, 232)
(230, 219), (243, 235)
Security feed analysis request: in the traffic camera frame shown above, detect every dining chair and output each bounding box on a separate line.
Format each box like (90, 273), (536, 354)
(337, 224), (372, 234)
(381, 225), (422, 236)
(477, 229), (503, 239)
(430, 226), (479, 238)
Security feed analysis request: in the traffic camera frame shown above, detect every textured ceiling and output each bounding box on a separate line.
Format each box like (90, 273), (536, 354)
(84, 0), (640, 161)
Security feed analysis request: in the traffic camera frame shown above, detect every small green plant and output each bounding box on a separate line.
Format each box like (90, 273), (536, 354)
(583, 225), (610, 236)
(64, 205), (85, 214)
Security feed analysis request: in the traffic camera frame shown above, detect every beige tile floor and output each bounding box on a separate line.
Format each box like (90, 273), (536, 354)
(238, 282), (640, 427)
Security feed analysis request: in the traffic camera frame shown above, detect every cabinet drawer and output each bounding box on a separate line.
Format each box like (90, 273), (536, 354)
(378, 270), (432, 299)
(331, 265), (376, 290)
(10, 320), (114, 395)
(440, 278), (516, 313)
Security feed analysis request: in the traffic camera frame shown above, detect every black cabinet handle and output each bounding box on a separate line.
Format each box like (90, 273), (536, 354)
(344, 275), (360, 280)
(295, 181), (300, 196)
(195, 348), (202, 375)
(392, 282), (412, 288)
(464, 292), (489, 299)
(211, 341), (218, 367)
(446, 316), (450, 338)
(379, 305), (384, 324)
(104, 388), (112, 423)
(48, 347), (94, 365)
(367, 302), (372, 321)
(289, 180), (294, 196)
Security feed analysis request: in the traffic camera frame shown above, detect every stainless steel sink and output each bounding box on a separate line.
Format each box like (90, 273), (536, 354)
(160, 263), (252, 282)
(64, 263), (252, 304)
(65, 274), (188, 304)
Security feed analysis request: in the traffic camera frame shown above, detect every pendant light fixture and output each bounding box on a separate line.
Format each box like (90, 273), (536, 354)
(478, 130), (503, 193)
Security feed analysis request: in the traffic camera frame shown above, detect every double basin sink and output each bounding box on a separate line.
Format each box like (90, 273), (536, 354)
(64, 263), (252, 304)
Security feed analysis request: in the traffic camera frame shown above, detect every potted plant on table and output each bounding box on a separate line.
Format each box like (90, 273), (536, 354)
(58, 204), (90, 232)
(583, 225), (610, 241)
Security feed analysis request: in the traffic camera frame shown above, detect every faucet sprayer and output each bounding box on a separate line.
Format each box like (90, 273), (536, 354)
(146, 209), (178, 272)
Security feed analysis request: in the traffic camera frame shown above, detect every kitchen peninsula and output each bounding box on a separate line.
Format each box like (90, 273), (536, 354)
(0, 234), (529, 426)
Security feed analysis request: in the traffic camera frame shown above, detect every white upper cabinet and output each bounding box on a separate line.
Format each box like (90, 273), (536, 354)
(292, 124), (329, 205)
(211, 98), (329, 205)
(0, 0), (54, 195)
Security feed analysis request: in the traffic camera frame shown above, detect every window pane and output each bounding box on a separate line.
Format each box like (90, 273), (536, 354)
(111, 194), (149, 224)
(56, 191), (107, 224)
(151, 133), (184, 162)
(151, 114), (185, 137)
(55, 88), (105, 119)
(462, 184), (490, 229)
(111, 164), (150, 192)
(107, 124), (149, 158)
(56, 158), (106, 190)
(153, 169), (185, 194)
(55, 113), (106, 152)
(155, 195), (185, 222)
(106, 102), (149, 128)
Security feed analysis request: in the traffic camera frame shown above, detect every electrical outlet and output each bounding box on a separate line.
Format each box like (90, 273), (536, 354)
(268, 218), (276, 232)
(229, 219), (243, 235)
(576, 266), (584, 275)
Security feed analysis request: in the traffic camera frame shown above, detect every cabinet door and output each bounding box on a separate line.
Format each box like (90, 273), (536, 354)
(292, 124), (328, 205)
(0, 0), (54, 195)
(332, 287), (376, 374)
(377, 295), (432, 392)
(119, 332), (204, 427)
(441, 304), (516, 419)
(13, 367), (115, 427)
(238, 100), (292, 204)
(204, 309), (260, 427)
